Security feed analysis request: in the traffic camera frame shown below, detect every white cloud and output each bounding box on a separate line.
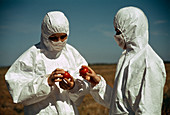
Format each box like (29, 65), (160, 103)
(103, 31), (114, 38)
(154, 20), (167, 24)
(151, 31), (169, 36)
(90, 24), (114, 38)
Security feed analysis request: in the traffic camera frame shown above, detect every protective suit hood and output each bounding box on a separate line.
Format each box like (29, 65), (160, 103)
(109, 6), (166, 114)
(114, 7), (148, 52)
(40, 11), (69, 58)
(5, 11), (91, 115)
(85, 6), (166, 115)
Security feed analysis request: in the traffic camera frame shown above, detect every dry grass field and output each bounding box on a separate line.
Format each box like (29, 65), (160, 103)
(0, 64), (169, 115)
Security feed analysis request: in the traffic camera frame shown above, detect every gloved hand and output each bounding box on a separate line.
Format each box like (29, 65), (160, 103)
(59, 77), (75, 90)
(80, 65), (101, 86)
(48, 68), (75, 90)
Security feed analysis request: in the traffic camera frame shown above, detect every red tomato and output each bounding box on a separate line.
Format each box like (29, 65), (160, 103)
(62, 71), (71, 78)
(79, 67), (89, 77)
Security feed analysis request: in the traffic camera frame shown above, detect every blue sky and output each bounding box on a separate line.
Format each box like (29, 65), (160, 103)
(0, 0), (169, 66)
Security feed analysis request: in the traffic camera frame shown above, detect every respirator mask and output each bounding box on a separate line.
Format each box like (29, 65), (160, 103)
(114, 34), (126, 49)
(49, 39), (67, 51)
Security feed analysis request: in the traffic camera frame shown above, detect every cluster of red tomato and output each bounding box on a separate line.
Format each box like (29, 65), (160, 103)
(62, 66), (89, 78)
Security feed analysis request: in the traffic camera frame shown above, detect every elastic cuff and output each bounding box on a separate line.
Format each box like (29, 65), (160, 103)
(91, 74), (105, 90)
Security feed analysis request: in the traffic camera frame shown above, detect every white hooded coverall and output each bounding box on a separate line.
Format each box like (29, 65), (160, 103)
(5, 11), (101, 115)
(90, 7), (166, 115)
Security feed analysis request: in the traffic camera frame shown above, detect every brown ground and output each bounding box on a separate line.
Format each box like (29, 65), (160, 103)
(0, 64), (169, 115)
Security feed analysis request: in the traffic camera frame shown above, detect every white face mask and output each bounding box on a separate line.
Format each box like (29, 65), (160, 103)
(49, 39), (67, 51)
(114, 34), (126, 49)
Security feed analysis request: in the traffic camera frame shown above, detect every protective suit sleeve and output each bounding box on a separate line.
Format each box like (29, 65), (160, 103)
(90, 75), (112, 108)
(67, 44), (112, 107)
(5, 46), (51, 106)
(69, 74), (112, 108)
(67, 44), (112, 108)
(65, 44), (89, 106)
(126, 47), (166, 115)
(139, 61), (166, 114)
(69, 78), (91, 106)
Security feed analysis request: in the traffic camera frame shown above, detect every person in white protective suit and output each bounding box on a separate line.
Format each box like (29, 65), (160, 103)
(81, 6), (167, 115)
(5, 11), (101, 115)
